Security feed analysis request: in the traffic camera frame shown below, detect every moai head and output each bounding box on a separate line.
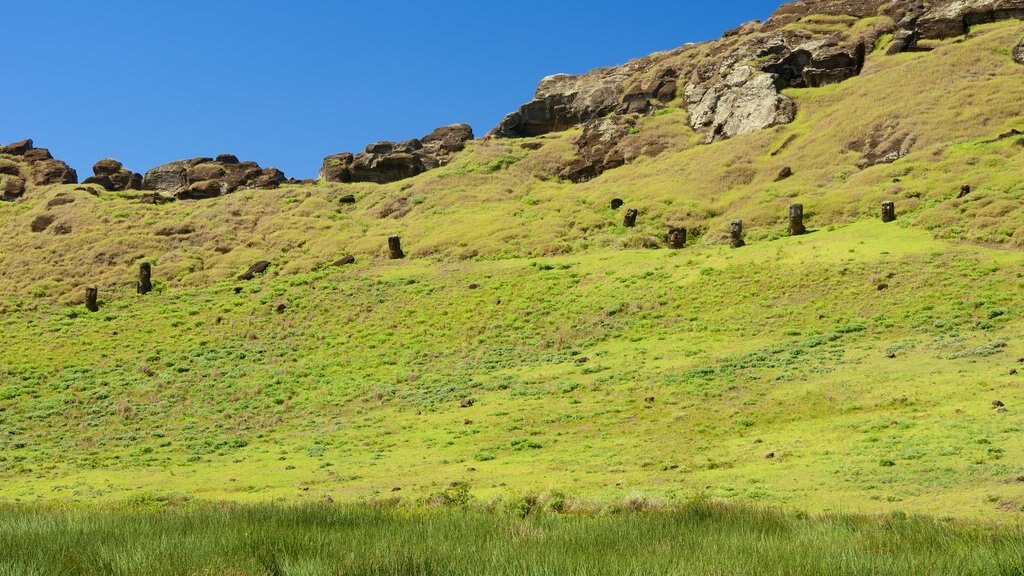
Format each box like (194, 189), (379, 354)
(789, 204), (806, 236)
(388, 236), (405, 259)
(667, 227), (687, 249)
(138, 262), (153, 295)
(624, 209), (639, 228)
(881, 201), (896, 223)
(611, 198), (624, 210)
(85, 287), (99, 312)
(730, 219), (745, 248)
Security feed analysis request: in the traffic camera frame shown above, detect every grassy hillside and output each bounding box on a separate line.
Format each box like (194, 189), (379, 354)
(1, 20), (1023, 523)
(0, 21), (1022, 303)
(2, 219), (1023, 519)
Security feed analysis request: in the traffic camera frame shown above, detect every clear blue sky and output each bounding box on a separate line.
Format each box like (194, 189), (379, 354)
(3, 1), (783, 179)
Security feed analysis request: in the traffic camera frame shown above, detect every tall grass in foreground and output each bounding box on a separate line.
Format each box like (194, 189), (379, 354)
(0, 501), (1022, 575)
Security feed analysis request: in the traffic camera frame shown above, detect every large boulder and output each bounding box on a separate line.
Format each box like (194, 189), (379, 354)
(321, 153), (354, 183)
(143, 155), (286, 199)
(84, 159), (143, 191)
(1, 175), (26, 201)
(1014, 36), (1024, 63)
(143, 160), (191, 192)
(320, 124), (474, 184)
(0, 139), (34, 156)
(31, 159), (77, 186)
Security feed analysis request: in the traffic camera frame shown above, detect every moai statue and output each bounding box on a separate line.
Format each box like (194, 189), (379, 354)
(85, 287), (99, 312)
(730, 219), (745, 248)
(388, 236), (405, 259)
(624, 209), (638, 228)
(881, 201), (896, 223)
(137, 262), (152, 295)
(667, 227), (687, 249)
(789, 204), (806, 236)
(610, 198), (624, 210)
(958, 184), (971, 199)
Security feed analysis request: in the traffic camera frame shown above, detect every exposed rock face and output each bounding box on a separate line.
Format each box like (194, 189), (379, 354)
(490, 0), (1024, 151)
(916, 0), (1024, 39)
(143, 156), (285, 199)
(1015, 36), (1024, 63)
(83, 159), (143, 191)
(491, 71), (631, 138)
(320, 124), (474, 185)
(561, 115), (637, 182)
(32, 160), (78, 186)
(686, 65), (797, 144)
(887, 0), (1024, 53)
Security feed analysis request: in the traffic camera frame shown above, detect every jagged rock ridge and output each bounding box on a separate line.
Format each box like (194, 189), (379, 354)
(490, 0), (1024, 176)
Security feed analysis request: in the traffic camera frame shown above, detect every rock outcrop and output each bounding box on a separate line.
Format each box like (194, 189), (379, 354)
(916, 0), (1024, 39)
(490, 0), (1024, 152)
(142, 156), (286, 199)
(1014, 36), (1024, 63)
(0, 139), (77, 199)
(320, 124), (474, 184)
(560, 116), (638, 182)
(490, 72), (632, 138)
(83, 159), (143, 191)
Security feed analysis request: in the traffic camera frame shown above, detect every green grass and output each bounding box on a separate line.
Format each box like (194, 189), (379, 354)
(1, 502), (1022, 575)
(1, 221), (1023, 520)
(1, 14), (1024, 564)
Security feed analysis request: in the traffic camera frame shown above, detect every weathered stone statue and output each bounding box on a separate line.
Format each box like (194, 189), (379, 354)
(958, 184), (971, 199)
(137, 262), (152, 295)
(730, 219), (745, 248)
(85, 287), (99, 312)
(624, 209), (638, 228)
(388, 236), (405, 259)
(789, 204), (806, 236)
(667, 227), (687, 249)
(611, 198), (624, 210)
(881, 201), (896, 223)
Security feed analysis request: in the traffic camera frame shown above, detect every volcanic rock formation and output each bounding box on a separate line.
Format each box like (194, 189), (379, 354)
(0, 139), (77, 200)
(320, 124), (474, 184)
(490, 0), (1024, 150)
(143, 156), (286, 200)
(83, 159), (143, 191)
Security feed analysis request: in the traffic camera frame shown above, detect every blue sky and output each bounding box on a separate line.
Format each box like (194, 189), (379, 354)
(3, 1), (783, 179)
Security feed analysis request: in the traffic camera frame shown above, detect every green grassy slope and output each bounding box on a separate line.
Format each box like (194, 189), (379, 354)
(2, 220), (1022, 519)
(0, 21), (1023, 520)
(0, 22), (1022, 302)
